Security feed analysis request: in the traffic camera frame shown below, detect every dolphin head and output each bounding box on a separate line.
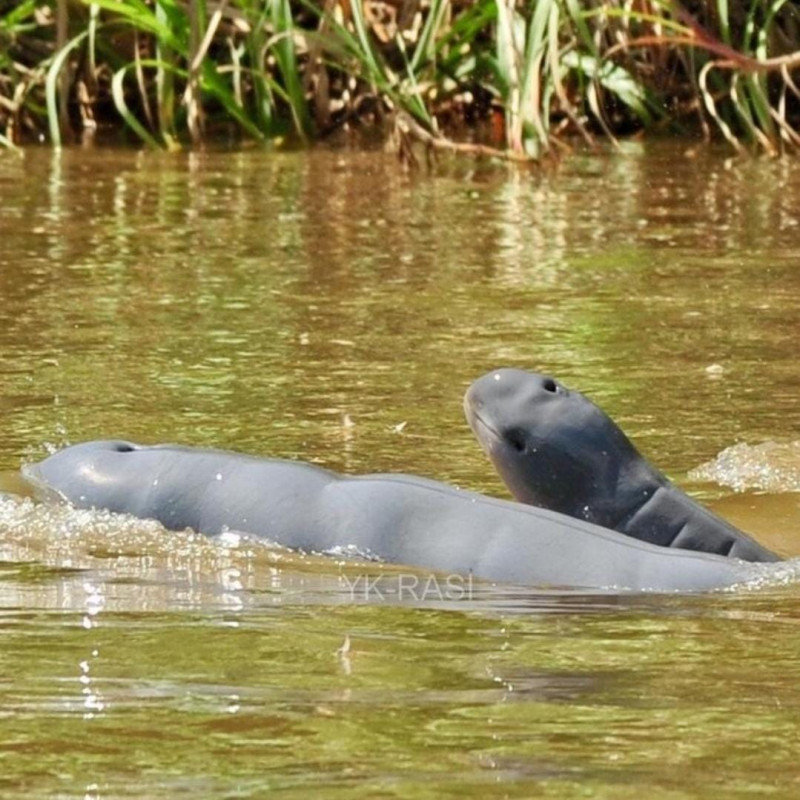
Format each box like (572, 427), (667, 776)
(464, 368), (661, 527)
(22, 440), (143, 508)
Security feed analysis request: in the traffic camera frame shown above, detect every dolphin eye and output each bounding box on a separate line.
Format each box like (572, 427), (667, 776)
(542, 378), (558, 393)
(113, 443), (136, 453)
(506, 429), (527, 453)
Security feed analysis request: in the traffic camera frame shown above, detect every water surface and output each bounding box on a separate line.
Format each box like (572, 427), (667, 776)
(1, 143), (800, 798)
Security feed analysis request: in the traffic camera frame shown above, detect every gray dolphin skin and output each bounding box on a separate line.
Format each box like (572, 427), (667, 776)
(464, 368), (780, 563)
(23, 440), (754, 592)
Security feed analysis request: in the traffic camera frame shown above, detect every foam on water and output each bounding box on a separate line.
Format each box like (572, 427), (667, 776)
(689, 441), (800, 493)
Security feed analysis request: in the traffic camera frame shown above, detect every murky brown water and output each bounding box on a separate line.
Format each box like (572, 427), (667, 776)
(1, 143), (800, 798)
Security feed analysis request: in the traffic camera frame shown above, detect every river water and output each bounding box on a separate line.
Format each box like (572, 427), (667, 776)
(1, 143), (799, 798)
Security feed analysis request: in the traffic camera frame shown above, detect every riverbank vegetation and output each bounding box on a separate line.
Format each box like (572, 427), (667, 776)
(2, 1), (800, 158)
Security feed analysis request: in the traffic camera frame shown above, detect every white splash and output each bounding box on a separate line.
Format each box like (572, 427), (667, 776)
(689, 440), (800, 493)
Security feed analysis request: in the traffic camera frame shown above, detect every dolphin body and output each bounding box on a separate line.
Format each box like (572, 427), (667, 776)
(23, 439), (755, 592)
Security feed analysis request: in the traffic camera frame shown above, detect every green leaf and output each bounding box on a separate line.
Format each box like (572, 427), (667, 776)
(563, 51), (653, 123)
(45, 30), (89, 147)
(111, 63), (164, 147)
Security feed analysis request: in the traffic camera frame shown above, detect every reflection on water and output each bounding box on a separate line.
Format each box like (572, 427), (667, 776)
(3, 495), (800, 799)
(2, 143), (800, 798)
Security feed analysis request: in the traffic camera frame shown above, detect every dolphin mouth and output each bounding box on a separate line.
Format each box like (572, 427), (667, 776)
(20, 462), (43, 487)
(19, 462), (68, 503)
(463, 397), (503, 446)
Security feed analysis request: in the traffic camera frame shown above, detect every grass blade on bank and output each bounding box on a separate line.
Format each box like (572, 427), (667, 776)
(268, 0), (312, 138)
(111, 60), (167, 147)
(46, 30), (88, 147)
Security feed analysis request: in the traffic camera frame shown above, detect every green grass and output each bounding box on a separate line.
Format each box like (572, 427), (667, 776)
(2, 0), (800, 156)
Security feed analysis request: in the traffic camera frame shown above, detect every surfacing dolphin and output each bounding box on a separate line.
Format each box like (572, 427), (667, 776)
(22, 440), (755, 592)
(464, 368), (780, 563)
